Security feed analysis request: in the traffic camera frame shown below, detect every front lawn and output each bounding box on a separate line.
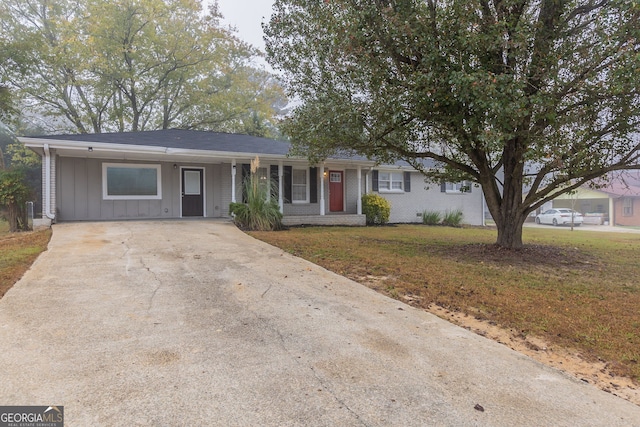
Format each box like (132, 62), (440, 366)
(0, 221), (51, 299)
(250, 225), (640, 384)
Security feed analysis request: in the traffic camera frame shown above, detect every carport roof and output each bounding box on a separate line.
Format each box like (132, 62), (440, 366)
(30, 129), (295, 156)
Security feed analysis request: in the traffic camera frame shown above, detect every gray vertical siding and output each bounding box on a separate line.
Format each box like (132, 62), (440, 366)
(345, 169), (359, 214)
(55, 157), (225, 221)
(209, 164), (223, 217)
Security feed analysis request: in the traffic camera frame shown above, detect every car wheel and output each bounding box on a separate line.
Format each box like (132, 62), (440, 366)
(552, 218), (558, 226)
(535, 217), (540, 224)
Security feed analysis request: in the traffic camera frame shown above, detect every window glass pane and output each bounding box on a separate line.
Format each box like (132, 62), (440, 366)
(624, 198), (633, 215)
(107, 166), (158, 196)
(184, 171), (201, 195)
(446, 181), (467, 192)
(257, 167), (268, 181)
(292, 186), (306, 201)
(292, 169), (307, 201)
(293, 169), (306, 185)
(378, 172), (390, 190)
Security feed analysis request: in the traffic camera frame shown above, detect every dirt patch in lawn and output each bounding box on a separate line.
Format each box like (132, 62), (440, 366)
(447, 242), (600, 269)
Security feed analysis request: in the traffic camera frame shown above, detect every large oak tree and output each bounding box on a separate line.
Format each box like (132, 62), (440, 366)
(0, 0), (285, 136)
(264, 0), (640, 248)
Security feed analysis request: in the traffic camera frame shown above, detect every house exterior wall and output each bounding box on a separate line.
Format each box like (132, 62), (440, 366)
(320, 167), (359, 215)
(55, 156), (225, 221)
(226, 162), (366, 217)
(50, 155), (482, 225)
(370, 171), (484, 225)
(344, 169), (360, 214)
(612, 197), (640, 226)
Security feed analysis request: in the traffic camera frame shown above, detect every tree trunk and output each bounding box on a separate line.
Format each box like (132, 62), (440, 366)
(6, 202), (18, 232)
(492, 136), (528, 249)
(496, 216), (524, 249)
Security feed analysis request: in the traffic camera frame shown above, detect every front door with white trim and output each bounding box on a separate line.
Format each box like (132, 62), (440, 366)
(329, 171), (344, 212)
(182, 168), (204, 217)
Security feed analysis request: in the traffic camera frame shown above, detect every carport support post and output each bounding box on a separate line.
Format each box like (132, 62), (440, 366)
(278, 162), (284, 213)
(231, 160), (237, 203)
(320, 164), (326, 216)
(357, 165), (362, 215)
(609, 197), (615, 226)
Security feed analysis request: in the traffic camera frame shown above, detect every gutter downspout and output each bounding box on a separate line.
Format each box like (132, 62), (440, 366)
(43, 144), (56, 220)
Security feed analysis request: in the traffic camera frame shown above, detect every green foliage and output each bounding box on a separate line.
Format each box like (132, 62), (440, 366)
(265, 1), (640, 248)
(0, 0), (286, 134)
(230, 158), (282, 231)
(422, 210), (442, 226)
(442, 210), (464, 228)
(0, 87), (15, 123)
(0, 169), (31, 232)
(5, 144), (40, 168)
(362, 193), (391, 225)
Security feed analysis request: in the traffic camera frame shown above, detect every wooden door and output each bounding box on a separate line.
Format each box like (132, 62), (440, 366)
(329, 171), (344, 212)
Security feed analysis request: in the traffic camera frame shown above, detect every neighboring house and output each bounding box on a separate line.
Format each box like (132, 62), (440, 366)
(552, 172), (640, 226)
(20, 129), (483, 226)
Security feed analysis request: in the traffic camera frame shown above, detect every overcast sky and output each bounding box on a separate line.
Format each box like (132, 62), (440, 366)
(216, 0), (275, 52)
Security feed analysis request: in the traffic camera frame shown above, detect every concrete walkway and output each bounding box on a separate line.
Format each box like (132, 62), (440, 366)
(1, 221), (638, 426)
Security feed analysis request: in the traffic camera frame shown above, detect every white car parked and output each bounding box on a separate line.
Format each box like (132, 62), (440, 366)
(535, 208), (584, 226)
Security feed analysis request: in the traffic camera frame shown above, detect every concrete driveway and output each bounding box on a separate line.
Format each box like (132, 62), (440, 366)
(1, 221), (639, 426)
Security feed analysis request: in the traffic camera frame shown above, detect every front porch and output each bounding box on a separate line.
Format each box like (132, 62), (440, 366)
(282, 214), (366, 227)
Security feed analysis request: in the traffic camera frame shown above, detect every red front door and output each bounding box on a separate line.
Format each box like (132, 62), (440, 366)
(329, 171), (344, 212)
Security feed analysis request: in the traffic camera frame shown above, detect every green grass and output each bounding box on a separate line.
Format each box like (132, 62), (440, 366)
(251, 225), (640, 382)
(0, 220), (51, 298)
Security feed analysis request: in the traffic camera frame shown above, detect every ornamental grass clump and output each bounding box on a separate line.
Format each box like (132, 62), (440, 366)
(229, 156), (282, 231)
(442, 209), (464, 227)
(362, 193), (391, 225)
(422, 210), (441, 226)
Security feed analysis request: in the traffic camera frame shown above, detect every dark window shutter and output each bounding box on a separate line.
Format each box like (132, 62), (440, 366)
(284, 166), (292, 203)
(441, 180), (446, 192)
(372, 170), (379, 192)
(270, 165), (279, 199)
(467, 181), (472, 193)
(404, 172), (411, 192)
(309, 167), (318, 203)
(241, 164), (251, 203)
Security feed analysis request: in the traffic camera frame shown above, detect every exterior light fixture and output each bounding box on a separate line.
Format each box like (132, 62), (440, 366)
(173, 164), (177, 169)
(88, 147), (93, 152)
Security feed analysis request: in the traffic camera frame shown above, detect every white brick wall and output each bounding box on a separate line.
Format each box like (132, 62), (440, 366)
(282, 214), (365, 226)
(42, 149), (56, 219)
(370, 171), (484, 225)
